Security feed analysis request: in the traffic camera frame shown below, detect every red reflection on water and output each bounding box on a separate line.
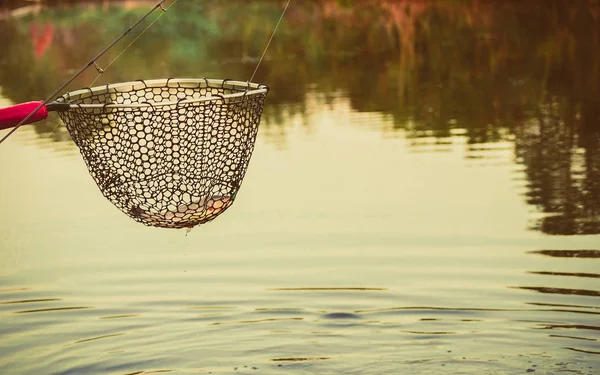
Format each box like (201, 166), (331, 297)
(30, 22), (54, 59)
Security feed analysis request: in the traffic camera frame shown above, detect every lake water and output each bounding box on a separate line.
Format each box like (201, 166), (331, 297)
(0, 1), (599, 374)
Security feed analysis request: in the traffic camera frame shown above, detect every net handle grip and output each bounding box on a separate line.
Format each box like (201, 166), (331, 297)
(0, 101), (69, 130)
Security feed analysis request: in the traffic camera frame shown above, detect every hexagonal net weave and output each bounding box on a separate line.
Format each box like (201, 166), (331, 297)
(56, 78), (268, 229)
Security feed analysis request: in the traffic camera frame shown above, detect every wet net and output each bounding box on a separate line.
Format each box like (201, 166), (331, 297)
(56, 78), (268, 229)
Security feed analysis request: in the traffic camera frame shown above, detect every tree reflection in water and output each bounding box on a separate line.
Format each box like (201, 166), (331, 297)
(0, 0), (598, 234)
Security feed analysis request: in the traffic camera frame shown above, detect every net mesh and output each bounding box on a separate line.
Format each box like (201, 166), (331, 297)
(56, 78), (268, 229)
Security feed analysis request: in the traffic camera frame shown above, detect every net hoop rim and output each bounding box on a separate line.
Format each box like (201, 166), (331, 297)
(58, 78), (269, 109)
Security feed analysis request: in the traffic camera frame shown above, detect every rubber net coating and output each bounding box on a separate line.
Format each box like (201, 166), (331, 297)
(57, 79), (268, 229)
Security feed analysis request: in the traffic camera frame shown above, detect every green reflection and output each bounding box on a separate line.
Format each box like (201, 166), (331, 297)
(0, 0), (599, 234)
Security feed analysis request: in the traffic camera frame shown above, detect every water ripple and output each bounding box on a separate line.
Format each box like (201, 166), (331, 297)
(15, 306), (92, 314)
(186, 306), (236, 311)
(528, 271), (600, 279)
(210, 317), (303, 326)
(526, 302), (600, 310)
(122, 370), (174, 375)
(269, 287), (387, 291)
(529, 250), (600, 258)
(322, 312), (360, 319)
(537, 324), (600, 331)
(70, 333), (126, 346)
(0, 298), (61, 305)
(564, 348), (600, 355)
(100, 314), (139, 320)
(549, 334), (598, 342)
(271, 357), (330, 362)
(400, 330), (456, 335)
(512, 286), (600, 297)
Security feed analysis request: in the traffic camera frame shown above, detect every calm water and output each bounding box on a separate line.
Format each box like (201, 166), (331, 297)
(0, 1), (599, 374)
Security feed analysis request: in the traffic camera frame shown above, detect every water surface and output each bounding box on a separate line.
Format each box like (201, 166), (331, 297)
(0, 1), (599, 374)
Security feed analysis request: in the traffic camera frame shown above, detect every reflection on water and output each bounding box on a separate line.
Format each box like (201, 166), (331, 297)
(1, 0), (598, 235)
(0, 1), (600, 374)
(1, 260), (599, 373)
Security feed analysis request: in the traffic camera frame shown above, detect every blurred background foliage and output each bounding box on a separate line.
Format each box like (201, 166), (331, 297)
(0, 0), (599, 235)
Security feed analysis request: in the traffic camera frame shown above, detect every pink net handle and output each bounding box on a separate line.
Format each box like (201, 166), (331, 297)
(0, 101), (48, 130)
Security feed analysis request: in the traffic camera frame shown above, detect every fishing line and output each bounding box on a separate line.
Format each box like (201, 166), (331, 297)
(249, 0), (291, 83)
(0, 0), (169, 145)
(1, 0), (288, 145)
(89, 0), (179, 88)
(0, 1), (279, 230)
(45, 0), (179, 139)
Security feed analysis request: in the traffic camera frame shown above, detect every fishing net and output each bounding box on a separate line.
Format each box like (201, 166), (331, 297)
(56, 78), (268, 229)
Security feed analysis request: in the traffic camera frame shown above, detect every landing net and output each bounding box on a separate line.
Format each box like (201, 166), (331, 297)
(57, 78), (268, 228)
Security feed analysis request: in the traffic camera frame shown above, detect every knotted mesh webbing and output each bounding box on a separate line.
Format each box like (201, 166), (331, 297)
(57, 78), (268, 229)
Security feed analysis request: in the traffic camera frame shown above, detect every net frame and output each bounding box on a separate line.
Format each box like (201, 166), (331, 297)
(56, 78), (268, 229)
(59, 78), (268, 108)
